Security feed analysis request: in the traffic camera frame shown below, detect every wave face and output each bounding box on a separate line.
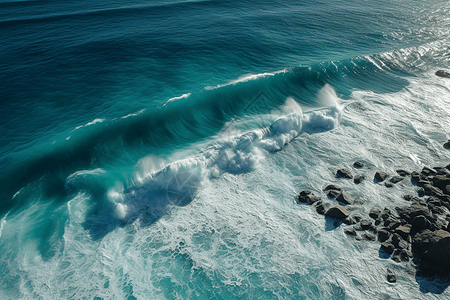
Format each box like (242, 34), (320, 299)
(1, 0), (450, 298)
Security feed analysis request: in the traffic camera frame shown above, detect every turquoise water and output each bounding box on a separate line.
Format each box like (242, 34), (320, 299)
(1, 0), (450, 298)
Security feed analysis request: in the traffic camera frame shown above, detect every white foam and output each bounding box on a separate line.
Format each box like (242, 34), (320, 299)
(163, 93), (192, 106)
(0, 213), (8, 239)
(205, 70), (287, 90)
(70, 118), (105, 133)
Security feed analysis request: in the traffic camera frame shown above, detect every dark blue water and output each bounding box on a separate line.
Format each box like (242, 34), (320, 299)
(1, 0), (450, 298)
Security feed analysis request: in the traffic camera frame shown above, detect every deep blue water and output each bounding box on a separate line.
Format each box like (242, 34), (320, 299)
(1, 0), (450, 298)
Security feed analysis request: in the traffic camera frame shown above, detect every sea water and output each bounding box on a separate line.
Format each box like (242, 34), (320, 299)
(1, 0), (450, 298)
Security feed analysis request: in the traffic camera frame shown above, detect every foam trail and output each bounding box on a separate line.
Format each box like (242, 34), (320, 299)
(0, 213), (8, 239)
(163, 93), (192, 106)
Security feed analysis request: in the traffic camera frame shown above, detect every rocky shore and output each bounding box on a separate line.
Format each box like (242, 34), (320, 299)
(297, 140), (450, 284)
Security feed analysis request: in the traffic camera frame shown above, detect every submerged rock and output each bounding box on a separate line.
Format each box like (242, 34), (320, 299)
(375, 172), (389, 182)
(337, 169), (353, 179)
(325, 205), (349, 219)
(353, 161), (364, 169)
(436, 70), (450, 78)
(354, 175), (365, 184)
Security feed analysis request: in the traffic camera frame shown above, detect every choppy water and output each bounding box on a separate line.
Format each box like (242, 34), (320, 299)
(1, 0), (450, 298)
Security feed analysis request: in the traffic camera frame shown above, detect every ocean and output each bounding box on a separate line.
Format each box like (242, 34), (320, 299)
(1, 0), (450, 298)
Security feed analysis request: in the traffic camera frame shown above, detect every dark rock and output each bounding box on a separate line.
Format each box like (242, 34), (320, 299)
(417, 188), (425, 197)
(369, 208), (381, 219)
(447, 164), (450, 171)
(297, 191), (321, 204)
(336, 192), (353, 205)
(337, 169), (353, 179)
(359, 219), (375, 231)
(353, 161), (364, 169)
(422, 167), (437, 177)
(417, 180), (431, 187)
(399, 249), (412, 261)
(323, 184), (341, 192)
(378, 229), (391, 242)
(385, 182), (394, 188)
(381, 242), (395, 254)
(395, 225), (412, 240)
(411, 215), (432, 233)
(353, 215), (362, 222)
(412, 229), (450, 276)
(375, 219), (382, 226)
(392, 233), (409, 250)
(396, 204), (432, 222)
(344, 228), (357, 236)
(375, 172), (389, 182)
(423, 184), (445, 197)
(390, 176), (404, 184)
(444, 141), (450, 149)
(363, 233), (376, 241)
(325, 205), (349, 219)
(354, 175), (365, 184)
(314, 201), (326, 215)
(327, 189), (341, 199)
(384, 218), (401, 230)
(445, 185), (450, 196)
(403, 195), (418, 202)
(432, 175), (450, 190)
(396, 170), (411, 177)
(434, 167), (450, 176)
(436, 70), (450, 78)
(387, 268), (396, 282)
(411, 171), (421, 182)
(381, 208), (394, 220)
(343, 217), (357, 225)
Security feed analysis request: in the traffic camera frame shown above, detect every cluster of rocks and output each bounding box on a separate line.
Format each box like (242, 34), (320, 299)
(297, 158), (450, 283)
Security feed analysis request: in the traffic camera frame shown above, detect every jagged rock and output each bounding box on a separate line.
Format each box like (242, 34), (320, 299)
(385, 183), (394, 188)
(354, 175), (365, 184)
(298, 191), (321, 204)
(396, 170), (410, 177)
(344, 228), (357, 236)
(384, 218), (401, 230)
(343, 217), (357, 225)
(363, 233), (376, 241)
(432, 175), (450, 190)
(434, 167), (450, 175)
(378, 229), (391, 242)
(392, 233), (409, 250)
(390, 176), (404, 184)
(417, 180), (431, 187)
(447, 164), (450, 171)
(436, 70), (450, 78)
(325, 205), (349, 219)
(386, 268), (396, 282)
(395, 225), (412, 240)
(403, 195), (418, 202)
(444, 140), (450, 149)
(337, 169), (353, 179)
(353, 161), (364, 169)
(359, 219), (376, 231)
(422, 167), (437, 176)
(381, 208), (394, 220)
(314, 201), (326, 215)
(336, 192), (353, 205)
(411, 215), (432, 233)
(375, 172), (389, 182)
(323, 184), (341, 192)
(412, 230), (450, 276)
(369, 208), (381, 219)
(381, 242), (395, 254)
(411, 171), (421, 182)
(396, 204), (432, 222)
(327, 189), (341, 198)
(423, 184), (445, 197)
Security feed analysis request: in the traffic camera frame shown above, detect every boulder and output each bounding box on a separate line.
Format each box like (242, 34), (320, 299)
(353, 161), (364, 169)
(396, 204), (432, 222)
(344, 228), (357, 236)
(396, 170), (410, 177)
(336, 192), (353, 205)
(412, 230), (450, 276)
(343, 217), (357, 225)
(390, 176), (404, 184)
(378, 229), (391, 242)
(423, 184), (445, 197)
(422, 167), (437, 176)
(381, 208), (394, 220)
(327, 189), (341, 198)
(381, 242), (395, 254)
(354, 175), (365, 184)
(385, 182), (394, 188)
(375, 172), (389, 182)
(432, 175), (450, 190)
(436, 70), (450, 78)
(387, 269), (397, 283)
(359, 219), (375, 231)
(337, 169), (353, 179)
(314, 201), (326, 215)
(392, 233), (409, 250)
(395, 225), (412, 240)
(323, 184), (341, 192)
(403, 195), (419, 202)
(411, 171), (421, 182)
(444, 141), (450, 149)
(363, 233), (376, 241)
(325, 205), (349, 219)
(369, 208), (381, 219)
(298, 191), (321, 204)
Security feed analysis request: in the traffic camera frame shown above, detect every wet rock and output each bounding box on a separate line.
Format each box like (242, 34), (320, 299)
(323, 184), (341, 192)
(375, 172), (389, 182)
(390, 176), (404, 184)
(432, 175), (450, 190)
(314, 201), (326, 215)
(384, 218), (401, 230)
(385, 183), (394, 188)
(434, 167), (450, 176)
(363, 233), (376, 241)
(436, 70), (450, 78)
(298, 191), (321, 204)
(387, 268), (396, 282)
(403, 195), (418, 202)
(417, 180), (431, 187)
(395, 225), (412, 240)
(369, 208), (381, 219)
(354, 175), (365, 184)
(412, 229), (450, 276)
(327, 189), (341, 199)
(444, 140), (450, 149)
(381, 208), (394, 220)
(325, 205), (350, 219)
(411, 215), (432, 233)
(359, 219), (376, 231)
(396, 204), (433, 223)
(396, 170), (410, 177)
(353, 161), (364, 169)
(392, 233), (409, 250)
(378, 229), (391, 242)
(422, 167), (437, 177)
(343, 217), (357, 225)
(381, 242), (395, 254)
(337, 169), (353, 179)
(344, 228), (357, 236)
(336, 192), (353, 205)
(423, 184), (445, 197)
(411, 171), (421, 182)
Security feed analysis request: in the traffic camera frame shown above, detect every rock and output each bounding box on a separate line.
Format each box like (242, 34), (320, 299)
(363, 233), (376, 241)
(378, 229), (391, 242)
(399, 249), (412, 261)
(323, 184), (341, 192)
(387, 268), (396, 283)
(384, 218), (402, 230)
(369, 208), (381, 219)
(422, 167), (437, 177)
(375, 172), (389, 182)
(392, 233), (409, 250)
(381, 242), (395, 254)
(298, 191), (321, 204)
(385, 183), (394, 188)
(411, 171), (421, 182)
(417, 180), (431, 187)
(353, 161), (364, 169)
(444, 141), (450, 149)
(411, 215), (432, 233)
(432, 175), (450, 190)
(359, 219), (376, 231)
(314, 201), (326, 215)
(436, 70), (450, 78)
(381, 208), (394, 220)
(337, 169), (353, 179)
(403, 195), (418, 202)
(396, 204), (433, 222)
(354, 175), (365, 184)
(336, 192), (353, 205)
(343, 217), (357, 225)
(412, 229), (450, 276)
(434, 167), (450, 175)
(447, 164), (450, 171)
(396, 170), (411, 177)
(325, 205), (349, 219)
(423, 184), (445, 197)
(327, 189), (341, 199)
(390, 176), (404, 184)
(344, 228), (357, 236)
(395, 225), (411, 240)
